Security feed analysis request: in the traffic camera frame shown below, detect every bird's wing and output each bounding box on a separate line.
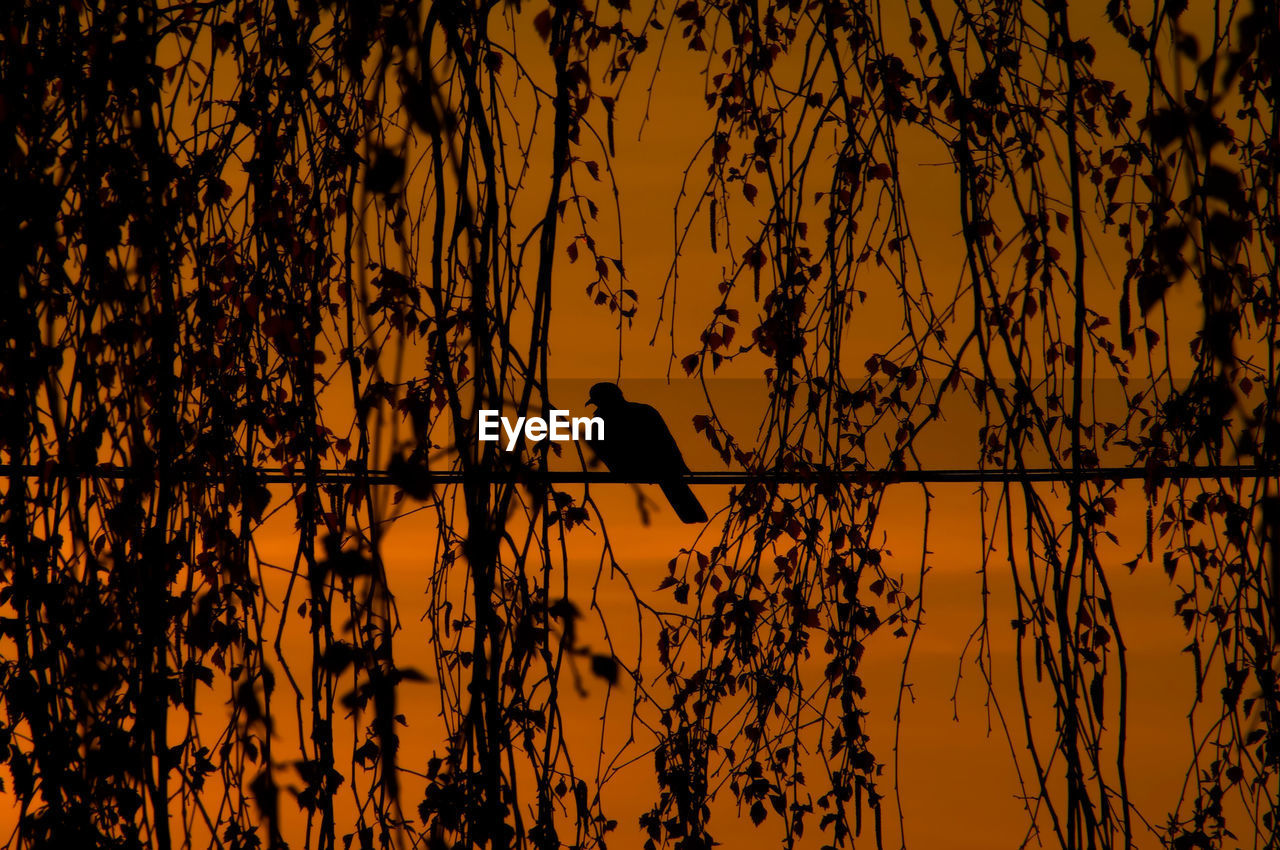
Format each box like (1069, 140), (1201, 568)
(629, 402), (691, 475)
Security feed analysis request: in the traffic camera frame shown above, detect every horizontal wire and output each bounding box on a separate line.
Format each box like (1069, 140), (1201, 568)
(2, 463), (1276, 486)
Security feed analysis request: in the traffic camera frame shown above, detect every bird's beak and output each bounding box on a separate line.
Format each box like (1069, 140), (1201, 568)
(585, 398), (595, 407)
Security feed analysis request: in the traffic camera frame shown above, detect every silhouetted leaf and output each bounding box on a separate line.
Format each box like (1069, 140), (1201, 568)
(590, 654), (618, 685)
(366, 147), (405, 195)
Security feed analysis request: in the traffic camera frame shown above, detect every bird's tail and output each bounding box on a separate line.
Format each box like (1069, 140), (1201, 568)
(659, 479), (707, 524)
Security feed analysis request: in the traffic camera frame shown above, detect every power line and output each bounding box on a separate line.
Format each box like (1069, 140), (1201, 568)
(3, 463), (1275, 486)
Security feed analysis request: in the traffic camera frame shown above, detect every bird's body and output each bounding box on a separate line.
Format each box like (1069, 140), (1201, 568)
(585, 383), (708, 524)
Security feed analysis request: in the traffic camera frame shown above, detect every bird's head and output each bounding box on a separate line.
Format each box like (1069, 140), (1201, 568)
(586, 382), (625, 410)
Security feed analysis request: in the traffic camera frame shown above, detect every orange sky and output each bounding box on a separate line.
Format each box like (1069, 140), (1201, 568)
(301, 4), (1239, 845)
(2, 1), (1265, 848)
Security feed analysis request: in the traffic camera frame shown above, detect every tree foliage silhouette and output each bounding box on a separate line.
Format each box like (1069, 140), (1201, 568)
(1, 1), (1276, 850)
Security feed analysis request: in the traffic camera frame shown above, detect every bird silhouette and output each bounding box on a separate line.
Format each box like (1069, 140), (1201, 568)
(584, 382), (708, 524)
